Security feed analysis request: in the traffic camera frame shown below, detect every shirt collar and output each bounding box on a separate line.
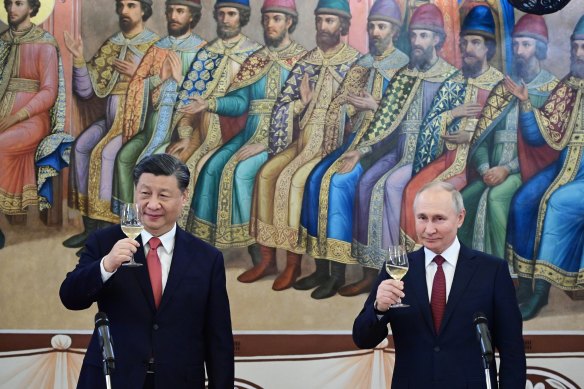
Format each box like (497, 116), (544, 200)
(141, 224), (177, 253)
(424, 237), (461, 268)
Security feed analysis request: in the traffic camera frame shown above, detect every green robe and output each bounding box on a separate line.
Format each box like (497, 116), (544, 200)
(460, 70), (558, 257)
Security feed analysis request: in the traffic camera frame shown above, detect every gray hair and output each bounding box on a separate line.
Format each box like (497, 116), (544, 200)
(413, 181), (465, 214)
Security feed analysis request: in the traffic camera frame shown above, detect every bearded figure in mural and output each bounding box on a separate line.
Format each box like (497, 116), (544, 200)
(111, 0), (206, 215)
(399, 5), (504, 248)
(297, 0), (409, 299)
(63, 0), (159, 252)
(0, 0), (72, 250)
(247, 0), (360, 292)
(350, 4), (456, 277)
(164, 0), (261, 227)
(184, 0), (306, 253)
(459, 14), (559, 259)
(505, 15), (584, 321)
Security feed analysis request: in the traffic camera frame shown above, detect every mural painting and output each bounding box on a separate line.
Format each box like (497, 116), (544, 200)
(1, 0), (584, 341)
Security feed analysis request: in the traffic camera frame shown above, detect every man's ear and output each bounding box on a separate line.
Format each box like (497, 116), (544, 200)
(457, 209), (466, 228)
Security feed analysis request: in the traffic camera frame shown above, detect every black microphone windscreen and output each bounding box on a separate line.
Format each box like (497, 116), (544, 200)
(95, 312), (109, 327)
(473, 312), (487, 325)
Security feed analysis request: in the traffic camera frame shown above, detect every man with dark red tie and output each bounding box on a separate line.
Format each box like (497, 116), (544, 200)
(353, 181), (526, 388)
(60, 154), (233, 389)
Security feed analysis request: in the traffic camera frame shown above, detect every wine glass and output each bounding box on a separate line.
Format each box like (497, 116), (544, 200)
(385, 245), (410, 308)
(120, 203), (144, 267)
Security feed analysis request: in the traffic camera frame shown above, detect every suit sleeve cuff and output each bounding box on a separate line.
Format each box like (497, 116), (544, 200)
(100, 257), (116, 283)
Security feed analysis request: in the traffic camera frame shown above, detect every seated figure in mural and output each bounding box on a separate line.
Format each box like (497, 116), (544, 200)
(111, 0), (206, 215)
(399, 5), (504, 248)
(63, 0), (159, 251)
(184, 1), (306, 252)
(505, 15), (584, 321)
(350, 4), (456, 281)
(246, 0), (360, 292)
(297, 0), (409, 299)
(164, 0), (261, 226)
(459, 14), (559, 259)
(0, 0), (72, 249)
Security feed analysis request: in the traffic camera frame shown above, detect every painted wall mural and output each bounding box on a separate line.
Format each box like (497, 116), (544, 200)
(1, 0), (583, 332)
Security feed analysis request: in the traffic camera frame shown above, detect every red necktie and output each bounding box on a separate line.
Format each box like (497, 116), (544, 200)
(147, 237), (162, 309)
(431, 255), (446, 334)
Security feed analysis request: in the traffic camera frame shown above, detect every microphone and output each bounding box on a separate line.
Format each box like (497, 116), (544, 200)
(473, 312), (494, 369)
(95, 312), (115, 374)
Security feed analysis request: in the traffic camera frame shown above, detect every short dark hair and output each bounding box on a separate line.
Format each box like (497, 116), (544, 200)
(339, 15), (350, 36)
(287, 14), (298, 34)
(115, 1), (152, 22)
(189, 7), (201, 28)
(133, 154), (190, 192)
(28, 0), (41, 17)
(213, 7), (251, 28)
(485, 37), (496, 61)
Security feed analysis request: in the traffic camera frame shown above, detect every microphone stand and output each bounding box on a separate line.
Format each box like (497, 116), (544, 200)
(481, 354), (492, 389)
(103, 358), (114, 389)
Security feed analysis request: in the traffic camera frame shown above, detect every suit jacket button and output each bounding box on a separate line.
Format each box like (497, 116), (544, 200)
(153, 324), (159, 330)
(434, 346), (440, 352)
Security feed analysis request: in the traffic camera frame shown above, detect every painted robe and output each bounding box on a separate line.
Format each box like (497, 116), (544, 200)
(400, 66), (504, 248)
(250, 43), (360, 253)
(111, 33), (206, 214)
(68, 29), (159, 223)
(299, 48), (409, 264)
(185, 42), (307, 248)
(0, 25), (71, 215)
(459, 70), (558, 258)
(507, 75), (584, 290)
(169, 36), (261, 227)
(351, 58), (456, 268)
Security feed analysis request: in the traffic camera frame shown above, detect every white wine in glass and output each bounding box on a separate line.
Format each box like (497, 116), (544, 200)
(121, 203), (143, 267)
(385, 245), (409, 308)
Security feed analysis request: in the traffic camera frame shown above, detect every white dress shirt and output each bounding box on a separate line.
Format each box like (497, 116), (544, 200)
(424, 237), (461, 302)
(100, 224), (177, 292)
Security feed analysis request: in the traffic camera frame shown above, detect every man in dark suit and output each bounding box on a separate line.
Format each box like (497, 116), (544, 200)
(60, 154), (234, 389)
(353, 181), (526, 388)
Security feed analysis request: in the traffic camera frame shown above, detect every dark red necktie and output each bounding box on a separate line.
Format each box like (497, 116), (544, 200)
(147, 237), (162, 309)
(431, 255), (446, 334)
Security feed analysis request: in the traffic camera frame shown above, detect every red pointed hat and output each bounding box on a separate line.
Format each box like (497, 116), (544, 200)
(409, 4), (445, 36)
(262, 0), (297, 16)
(512, 14), (548, 44)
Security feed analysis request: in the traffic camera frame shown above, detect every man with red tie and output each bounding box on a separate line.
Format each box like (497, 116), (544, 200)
(353, 181), (525, 388)
(60, 154), (233, 389)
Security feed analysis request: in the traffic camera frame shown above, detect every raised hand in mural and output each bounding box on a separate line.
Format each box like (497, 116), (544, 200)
(161, 51), (183, 83)
(178, 95), (208, 116)
(504, 76), (529, 102)
(300, 73), (314, 106)
(450, 102), (483, 119)
(236, 144), (266, 161)
(338, 150), (362, 174)
(113, 58), (138, 78)
(63, 31), (84, 60)
(443, 130), (473, 145)
(347, 90), (379, 112)
(483, 166), (510, 187)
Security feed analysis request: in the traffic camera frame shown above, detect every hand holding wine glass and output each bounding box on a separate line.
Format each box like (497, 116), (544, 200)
(121, 203), (144, 267)
(385, 245), (410, 308)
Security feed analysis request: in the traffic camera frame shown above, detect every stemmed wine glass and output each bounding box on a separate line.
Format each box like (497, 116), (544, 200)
(385, 245), (410, 308)
(120, 203), (144, 267)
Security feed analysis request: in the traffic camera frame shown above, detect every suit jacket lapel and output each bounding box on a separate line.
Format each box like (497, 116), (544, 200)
(408, 248), (434, 334)
(158, 227), (193, 313)
(133, 234), (157, 311)
(439, 244), (479, 334)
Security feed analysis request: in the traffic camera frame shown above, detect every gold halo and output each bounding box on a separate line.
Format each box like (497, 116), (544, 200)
(0, 0), (56, 26)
